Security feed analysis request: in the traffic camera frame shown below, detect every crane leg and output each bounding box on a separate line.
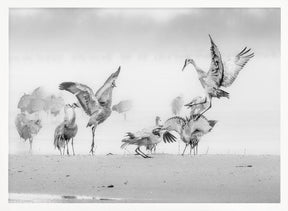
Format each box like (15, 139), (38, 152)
(135, 148), (141, 157)
(189, 144), (193, 156)
(186, 97), (207, 107)
(66, 140), (70, 156)
(195, 98), (212, 120)
(29, 138), (33, 153)
(90, 126), (97, 155)
(137, 147), (148, 158)
(136, 147), (151, 158)
(71, 138), (75, 156)
(153, 144), (157, 154)
(182, 143), (189, 156)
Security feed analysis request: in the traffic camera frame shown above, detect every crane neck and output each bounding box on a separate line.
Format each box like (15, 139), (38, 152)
(191, 61), (206, 78)
(155, 118), (160, 126)
(70, 108), (76, 125)
(64, 106), (69, 121)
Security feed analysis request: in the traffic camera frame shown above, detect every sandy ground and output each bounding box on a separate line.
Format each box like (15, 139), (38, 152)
(9, 154), (280, 203)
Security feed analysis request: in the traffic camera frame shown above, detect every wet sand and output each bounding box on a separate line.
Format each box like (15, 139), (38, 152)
(9, 154), (280, 203)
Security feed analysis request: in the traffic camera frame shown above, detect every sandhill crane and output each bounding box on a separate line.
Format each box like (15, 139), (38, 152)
(54, 103), (79, 155)
(171, 95), (184, 116)
(59, 66), (121, 154)
(121, 127), (176, 158)
(182, 35), (254, 120)
(112, 100), (133, 120)
(163, 115), (217, 155)
(15, 113), (42, 153)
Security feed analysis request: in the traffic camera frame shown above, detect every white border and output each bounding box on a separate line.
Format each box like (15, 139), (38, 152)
(1, 0), (287, 211)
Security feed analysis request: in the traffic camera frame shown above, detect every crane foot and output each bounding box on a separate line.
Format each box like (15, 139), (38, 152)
(89, 148), (95, 155)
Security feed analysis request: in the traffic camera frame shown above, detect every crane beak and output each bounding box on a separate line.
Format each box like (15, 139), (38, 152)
(208, 34), (217, 47)
(182, 59), (188, 71)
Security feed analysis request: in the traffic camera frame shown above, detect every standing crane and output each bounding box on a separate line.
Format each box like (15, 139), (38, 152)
(54, 103), (79, 156)
(59, 66), (121, 154)
(15, 113), (42, 153)
(182, 35), (254, 120)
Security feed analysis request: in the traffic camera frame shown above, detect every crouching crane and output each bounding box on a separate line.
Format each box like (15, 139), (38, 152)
(121, 127), (176, 158)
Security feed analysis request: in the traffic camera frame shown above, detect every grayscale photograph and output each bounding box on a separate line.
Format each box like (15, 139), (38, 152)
(8, 8), (280, 203)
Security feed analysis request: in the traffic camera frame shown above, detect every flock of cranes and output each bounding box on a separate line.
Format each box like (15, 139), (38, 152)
(14, 35), (254, 158)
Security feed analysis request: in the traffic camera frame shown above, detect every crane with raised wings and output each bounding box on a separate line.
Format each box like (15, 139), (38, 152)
(59, 66), (121, 154)
(182, 35), (254, 119)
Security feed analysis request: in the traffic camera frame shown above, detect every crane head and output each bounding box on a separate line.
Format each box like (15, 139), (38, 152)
(152, 127), (162, 137)
(182, 59), (194, 71)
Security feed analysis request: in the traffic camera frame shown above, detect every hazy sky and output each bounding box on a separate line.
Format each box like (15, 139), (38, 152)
(9, 8), (280, 155)
(10, 8), (280, 58)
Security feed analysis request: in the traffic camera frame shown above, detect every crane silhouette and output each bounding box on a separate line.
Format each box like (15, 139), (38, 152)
(182, 35), (254, 120)
(121, 127), (176, 158)
(54, 103), (79, 155)
(15, 113), (42, 153)
(112, 100), (133, 120)
(59, 66), (120, 154)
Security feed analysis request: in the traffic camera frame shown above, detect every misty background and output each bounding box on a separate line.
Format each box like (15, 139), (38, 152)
(9, 8), (280, 155)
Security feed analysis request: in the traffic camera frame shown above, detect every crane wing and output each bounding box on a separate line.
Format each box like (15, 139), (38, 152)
(121, 132), (150, 148)
(189, 115), (217, 135)
(59, 82), (100, 116)
(222, 47), (254, 87)
(163, 116), (186, 136)
(162, 131), (177, 143)
(206, 35), (225, 87)
(95, 66), (121, 106)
